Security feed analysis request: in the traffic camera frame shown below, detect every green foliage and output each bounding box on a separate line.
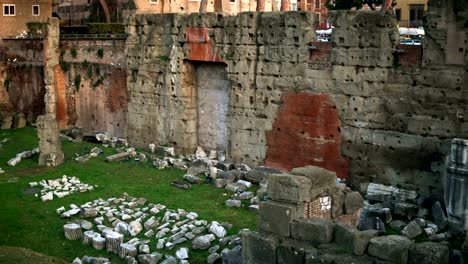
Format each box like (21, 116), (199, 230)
(0, 127), (257, 264)
(26, 22), (47, 38)
(70, 47), (77, 58)
(92, 77), (104, 88)
(327, 0), (384, 10)
(95, 64), (101, 76)
(159, 55), (169, 61)
(87, 23), (125, 34)
(3, 79), (10, 91)
(74, 74), (81, 90)
(86, 65), (93, 79)
(59, 61), (70, 72)
(97, 48), (104, 59)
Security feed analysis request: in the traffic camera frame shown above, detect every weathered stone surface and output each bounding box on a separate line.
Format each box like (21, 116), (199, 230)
(258, 201), (304, 237)
(368, 235), (413, 264)
(37, 18), (64, 167)
(334, 223), (356, 253)
(225, 199), (241, 208)
(267, 174), (312, 204)
(277, 243), (305, 264)
(401, 220), (423, 239)
(358, 217), (386, 234)
(353, 229), (378, 256)
(242, 230), (278, 264)
(408, 242), (449, 264)
(290, 166), (337, 188)
(432, 201), (448, 230)
(245, 166), (283, 183)
(344, 192), (364, 214)
(389, 220), (407, 230)
(192, 235), (212, 250)
(290, 218), (334, 245)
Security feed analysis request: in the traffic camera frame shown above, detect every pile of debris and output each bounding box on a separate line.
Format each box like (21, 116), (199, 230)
(29, 175), (97, 202)
(75, 147), (103, 163)
(7, 147), (39, 166)
(60, 193), (244, 264)
(359, 183), (456, 242)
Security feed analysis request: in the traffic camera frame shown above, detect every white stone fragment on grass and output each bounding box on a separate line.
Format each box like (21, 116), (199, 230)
(236, 180), (252, 189)
(56, 206), (65, 215)
(41, 192), (53, 202)
(29, 182), (38, 187)
(209, 222), (226, 238)
(157, 238), (165, 249)
(176, 247), (189, 260)
(186, 212), (198, 220)
(144, 229), (155, 237)
(61, 208), (81, 218)
(139, 244), (150, 254)
(129, 220), (143, 236)
(192, 235), (212, 250)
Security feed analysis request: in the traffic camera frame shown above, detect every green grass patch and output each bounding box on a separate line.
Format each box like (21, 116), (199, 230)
(0, 128), (256, 263)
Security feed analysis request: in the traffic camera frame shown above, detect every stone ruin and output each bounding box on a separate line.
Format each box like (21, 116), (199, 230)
(243, 165), (455, 264)
(37, 17), (64, 167)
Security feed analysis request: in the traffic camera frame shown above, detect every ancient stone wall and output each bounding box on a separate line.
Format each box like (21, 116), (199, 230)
(0, 39), (128, 136)
(126, 10), (467, 198)
(126, 11), (314, 158)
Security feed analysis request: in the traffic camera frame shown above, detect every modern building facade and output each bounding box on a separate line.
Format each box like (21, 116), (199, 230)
(394, 0), (427, 27)
(0, 0), (54, 38)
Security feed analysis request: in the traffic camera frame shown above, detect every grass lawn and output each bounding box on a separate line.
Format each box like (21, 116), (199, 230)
(0, 127), (257, 263)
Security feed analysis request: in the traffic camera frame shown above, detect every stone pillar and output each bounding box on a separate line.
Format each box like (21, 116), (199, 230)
(37, 17), (64, 167)
(257, 0), (265, 11)
(444, 138), (468, 232)
(280, 0), (290, 11)
(214, 0), (231, 12)
(199, 0), (208, 12)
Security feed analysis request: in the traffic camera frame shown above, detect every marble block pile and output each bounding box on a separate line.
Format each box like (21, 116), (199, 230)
(29, 175), (97, 202)
(360, 183), (456, 242)
(60, 193), (244, 264)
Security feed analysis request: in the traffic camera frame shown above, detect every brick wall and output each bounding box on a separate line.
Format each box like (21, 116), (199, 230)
(397, 44), (422, 67)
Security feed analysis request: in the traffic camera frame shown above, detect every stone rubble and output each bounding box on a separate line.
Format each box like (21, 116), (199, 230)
(361, 182), (455, 242)
(75, 147), (103, 163)
(29, 175), (97, 202)
(7, 147), (39, 166)
(62, 193), (244, 264)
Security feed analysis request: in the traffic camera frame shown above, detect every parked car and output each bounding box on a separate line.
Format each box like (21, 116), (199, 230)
(400, 39), (422, 45)
(317, 37), (331, 42)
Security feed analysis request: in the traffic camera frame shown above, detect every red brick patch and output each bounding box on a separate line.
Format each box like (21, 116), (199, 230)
(265, 92), (349, 179)
(186, 27), (223, 62)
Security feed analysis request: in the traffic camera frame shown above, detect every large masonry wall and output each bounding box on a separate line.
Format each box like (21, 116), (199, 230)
(0, 39), (128, 136)
(126, 11), (467, 197)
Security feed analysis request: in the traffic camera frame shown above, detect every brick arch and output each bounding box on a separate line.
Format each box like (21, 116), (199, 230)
(265, 92), (349, 179)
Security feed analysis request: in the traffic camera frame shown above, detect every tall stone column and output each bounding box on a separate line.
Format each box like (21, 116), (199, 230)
(257, 0), (265, 11)
(199, 0), (208, 12)
(280, 0), (290, 11)
(37, 17), (64, 167)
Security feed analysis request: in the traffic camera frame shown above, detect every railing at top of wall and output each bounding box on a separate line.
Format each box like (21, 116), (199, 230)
(60, 34), (128, 40)
(2, 34), (128, 41)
